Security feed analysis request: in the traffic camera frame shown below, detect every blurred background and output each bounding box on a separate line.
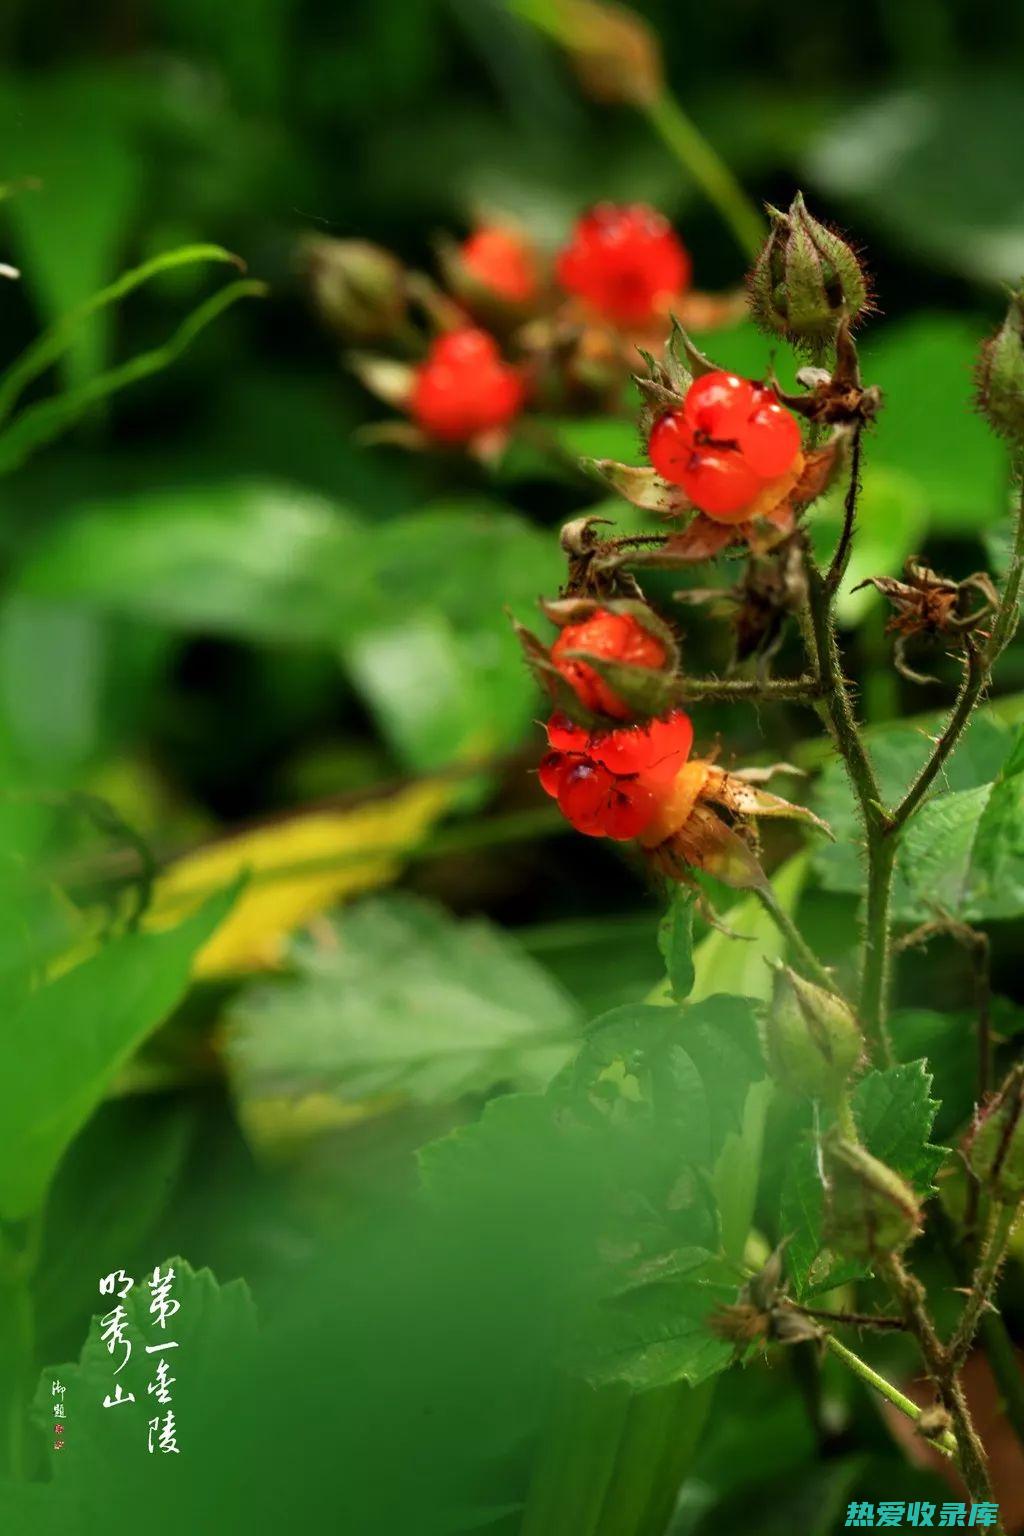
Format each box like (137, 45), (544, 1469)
(3, 1), (1024, 1531)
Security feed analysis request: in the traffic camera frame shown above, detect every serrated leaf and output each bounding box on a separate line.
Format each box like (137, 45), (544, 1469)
(584, 1250), (735, 1391)
(225, 894), (581, 1148)
(851, 1061), (949, 1192)
(781, 1061), (948, 1297)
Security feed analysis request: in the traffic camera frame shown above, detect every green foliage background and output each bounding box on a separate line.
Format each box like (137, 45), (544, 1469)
(2, 1), (1024, 1532)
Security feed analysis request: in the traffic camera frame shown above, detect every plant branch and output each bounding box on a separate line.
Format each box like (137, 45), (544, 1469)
(824, 425), (864, 598)
(753, 880), (842, 996)
(892, 471), (1024, 831)
(674, 674), (821, 704)
(823, 1334), (957, 1457)
(791, 1303), (907, 1333)
(880, 1253), (996, 1512)
(948, 1201), (1019, 1373)
(643, 92), (764, 260)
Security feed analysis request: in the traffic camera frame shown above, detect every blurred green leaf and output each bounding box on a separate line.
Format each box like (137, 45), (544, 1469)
(0, 885), (233, 1220)
(0, 76), (143, 388)
(860, 315), (1005, 530)
(658, 888), (695, 1003)
(807, 78), (1024, 285)
(226, 893), (582, 1128)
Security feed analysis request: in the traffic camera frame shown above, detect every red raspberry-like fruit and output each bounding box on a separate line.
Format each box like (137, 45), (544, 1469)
(550, 608), (667, 719)
(648, 371), (801, 522)
(555, 204), (691, 326)
(460, 227), (538, 305)
(537, 708), (694, 842)
(410, 327), (526, 443)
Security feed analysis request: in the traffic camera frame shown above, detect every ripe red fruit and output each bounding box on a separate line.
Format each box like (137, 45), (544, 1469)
(460, 227), (538, 305)
(410, 327), (526, 443)
(648, 371), (801, 522)
(537, 709), (694, 841)
(550, 609), (667, 719)
(555, 204), (691, 326)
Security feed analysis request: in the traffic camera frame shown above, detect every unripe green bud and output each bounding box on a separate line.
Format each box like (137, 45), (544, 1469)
(976, 288), (1024, 443)
(302, 237), (406, 341)
(963, 1064), (1024, 1200)
(822, 1135), (922, 1262)
(748, 192), (870, 346)
(764, 964), (862, 1103)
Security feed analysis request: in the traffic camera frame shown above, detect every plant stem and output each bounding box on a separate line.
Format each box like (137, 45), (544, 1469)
(824, 426), (864, 598)
(949, 1201), (1019, 1372)
(643, 93), (765, 261)
(823, 1334), (958, 1457)
(891, 471), (1024, 831)
(881, 1253), (996, 1512)
(801, 546), (894, 1057)
(674, 674), (820, 704)
(753, 881), (840, 995)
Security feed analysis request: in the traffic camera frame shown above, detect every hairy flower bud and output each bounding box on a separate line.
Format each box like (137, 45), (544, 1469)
(822, 1136), (922, 1262)
(748, 193), (869, 346)
(764, 964), (862, 1103)
(963, 1064), (1024, 1201)
(303, 237), (406, 341)
(976, 287), (1024, 443)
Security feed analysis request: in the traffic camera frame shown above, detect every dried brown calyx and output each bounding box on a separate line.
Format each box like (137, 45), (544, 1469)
(854, 558), (998, 684)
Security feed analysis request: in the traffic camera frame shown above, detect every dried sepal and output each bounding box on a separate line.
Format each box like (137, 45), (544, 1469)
(853, 559), (998, 684)
(584, 459), (697, 514)
(346, 353), (415, 408)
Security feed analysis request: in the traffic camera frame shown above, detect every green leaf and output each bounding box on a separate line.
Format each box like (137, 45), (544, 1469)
(858, 315), (1004, 530)
(658, 888), (695, 1002)
(812, 711), (1016, 918)
(781, 1061), (946, 1298)
(35, 1257), (257, 1486)
(584, 1249), (735, 1391)
(18, 487), (562, 769)
(0, 885), (234, 1220)
(807, 78), (1024, 288)
(0, 76), (143, 389)
(851, 1060), (948, 1192)
(225, 894), (581, 1138)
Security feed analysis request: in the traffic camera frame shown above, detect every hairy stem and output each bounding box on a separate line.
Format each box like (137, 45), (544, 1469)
(674, 674), (821, 704)
(881, 1253), (996, 1512)
(753, 881), (841, 996)
(824, 425), (864, 598)
(823, 1334), (957, 1457)
(948, 1201), (1018, 1372)
(892, 471), (1024, 830)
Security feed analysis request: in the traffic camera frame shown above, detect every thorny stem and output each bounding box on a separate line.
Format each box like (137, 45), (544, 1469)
(824, 425), (864, 598)
(753, 881), (841, 996)
(891, 468), (1024, 830)
(948, 1202), (1019, 1373)
(880, 1254), (998, 1516)
(674, 674), (820, 704)
(800, 543), (894, 1058)
(823, 1335), (958, 1457)
(791, 1302), (906, 1333)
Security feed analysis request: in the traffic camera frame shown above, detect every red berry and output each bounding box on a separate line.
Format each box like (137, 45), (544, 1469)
(460, 227), (538, 305)
(550, 609), (667, 718)
(410, 327), (526, 443)
(557, 761), (615, 836)
(537, 751), (570, 798)
(603, 780), (655, 841)
(648, 371), (801, 523)
(555, 204), (691, 326)
(546, 712), (591, 753)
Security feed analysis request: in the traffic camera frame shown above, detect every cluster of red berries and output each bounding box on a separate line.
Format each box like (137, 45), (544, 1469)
(648, 371), (802, 521)
(410, 328), (526, 443)
(409, 204), (692, 444)
(554, 204), (691, 327)
(539, 709), (694, 840)
(550, 608), (667, 720)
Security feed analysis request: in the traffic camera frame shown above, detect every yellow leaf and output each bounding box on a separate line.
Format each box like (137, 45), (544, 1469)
(147, 780), (450, 978)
